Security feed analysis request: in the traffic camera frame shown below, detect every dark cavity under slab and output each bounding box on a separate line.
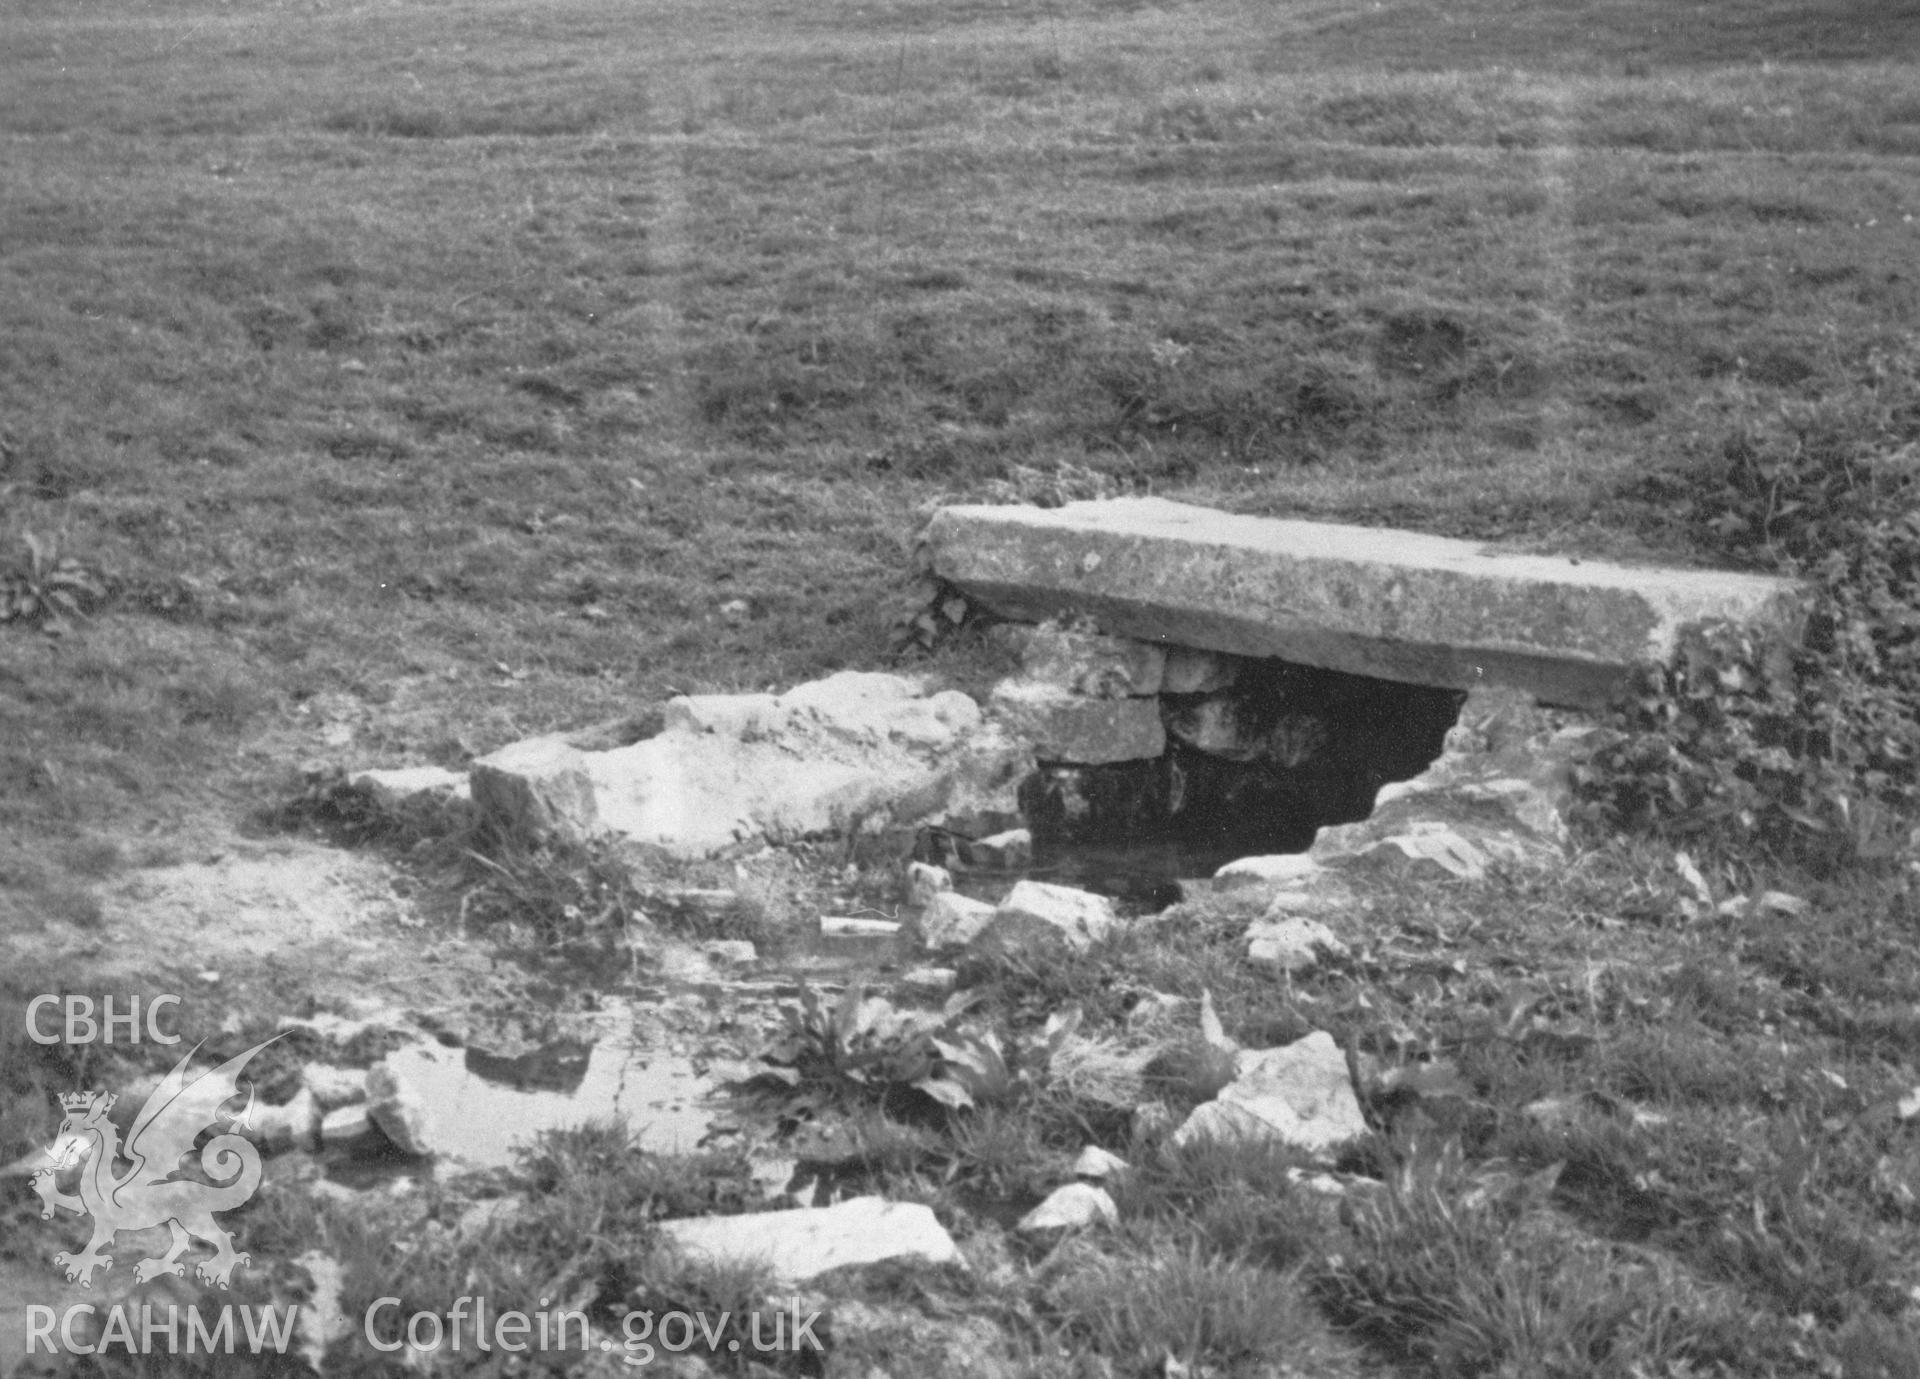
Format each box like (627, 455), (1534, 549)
(1019, 657), (1465, 861)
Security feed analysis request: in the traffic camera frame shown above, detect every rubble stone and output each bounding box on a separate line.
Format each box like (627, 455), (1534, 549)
(658, 1197), (964, 1284)
(916, 891), (997, 951)
(1173, 1031), (1368, 1160)
(990, 880), (1119, 953)
(472, 672), (1027, 857)
(997, 623), (1167, 698)
(987, 680), (1165, 764)
(1245, 916), (1349, 972)
(1017, 1183), (1118, 1232)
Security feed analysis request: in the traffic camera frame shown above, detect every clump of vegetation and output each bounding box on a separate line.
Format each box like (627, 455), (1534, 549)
(1579, 341), (1920, 873)
(0, 529), (109, 633)
(1313, 1135), (1697, 1377)
(749, 982), (1082, 1118)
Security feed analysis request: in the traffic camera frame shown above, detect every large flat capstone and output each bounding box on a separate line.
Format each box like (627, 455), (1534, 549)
(927, 498), (1805, 707)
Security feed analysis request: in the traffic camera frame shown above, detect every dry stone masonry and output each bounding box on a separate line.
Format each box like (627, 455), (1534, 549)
(382, 501), (1804, 924)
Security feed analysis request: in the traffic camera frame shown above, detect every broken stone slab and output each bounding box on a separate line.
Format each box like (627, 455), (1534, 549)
(900, 966), (958, 996)
(1017, 1182), (1118, 1233)
(1317, 816), (1556, 882)
(365, 1060), (436, 1157)
(700, 939), (758, 966)
(991, 622), (1166, 697)
(245, 1088), (320, 1154)
(303, 1062), (369, 1110)
(657, 1197), (964, 1284)
(1214, 854), (1324, 889)
(927, 497), (1805, 708)
(1245, 916), (1349, 972)
(969, 827), (1033, 870)
(988, 880), (1119, 953)
(319, 1104), (375, 1149)
(1368, 684), (1589, 842)
(915, 891), (998, 952)
(472, 671), (1030, 857)
(987, 680), (1165, 764)
(1072, 1145), (1130, 1180)
(1172, 1031), (1369, 1160)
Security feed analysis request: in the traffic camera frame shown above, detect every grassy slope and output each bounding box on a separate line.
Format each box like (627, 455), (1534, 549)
(3, 0), (1918, 916)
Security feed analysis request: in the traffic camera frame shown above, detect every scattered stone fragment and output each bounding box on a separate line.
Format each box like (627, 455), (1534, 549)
(1199, 988), (1237, 1055)
(969, 828), (1032, 869)
(916, 891), (998, 951)
(907, 862), (952, 906)
(987, 680), (1166, 764)
(1072, 1146), (1130, 1180)
(990, 880), (1119, 953)
(1342, 819), (1551, 881)
(901, 966), (958, 996)
(1285, 1168), (1350, 1199)
(365, 1060), (436, 1157)
(467, 734), (599, 845)
(303, 1062), (369, 1110)
(247, 1088), (320, 1154)
(349, 765), (472, 807)
(1017, 1182), (1118, 1233)
(1245, 916), (1349, 973)
(1899, 1088), (1920, 1121)
(820, 916), (902, 938)
(319, 1105), (375, 1149)
(701, 939), (758, 966)
(1214, 854), (1323, 888)
(657, 1197), (964, 1284)
(1173, 1032), (1368, 1160)
(1259, 880), (1353, 916)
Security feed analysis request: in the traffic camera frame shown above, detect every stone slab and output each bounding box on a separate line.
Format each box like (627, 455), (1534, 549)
(927, 498), (1805, 707)
(991, 623), (1166, 697)
(1171, 1031), (1368, 1160)
(658, 1197), (963, 1284)
(988, 680), (1165, 764)
(471, 672), (1028, 857)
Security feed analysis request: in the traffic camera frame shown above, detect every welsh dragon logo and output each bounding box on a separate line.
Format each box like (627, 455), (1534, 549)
(28, 1036), (281, 1289)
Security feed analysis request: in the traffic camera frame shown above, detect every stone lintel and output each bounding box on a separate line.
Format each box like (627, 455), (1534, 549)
(927, 498), (1806, 708)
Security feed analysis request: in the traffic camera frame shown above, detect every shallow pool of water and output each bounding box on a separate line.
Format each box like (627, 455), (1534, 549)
(384, 1026), (723, 1168)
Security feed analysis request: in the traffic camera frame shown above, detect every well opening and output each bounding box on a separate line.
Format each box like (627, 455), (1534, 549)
(1019, 657), (1465, 870)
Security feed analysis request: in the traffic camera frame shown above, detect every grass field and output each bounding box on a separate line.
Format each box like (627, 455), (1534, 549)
(4, 0), (1920, 1371)
(5, 0), (1919, 918)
